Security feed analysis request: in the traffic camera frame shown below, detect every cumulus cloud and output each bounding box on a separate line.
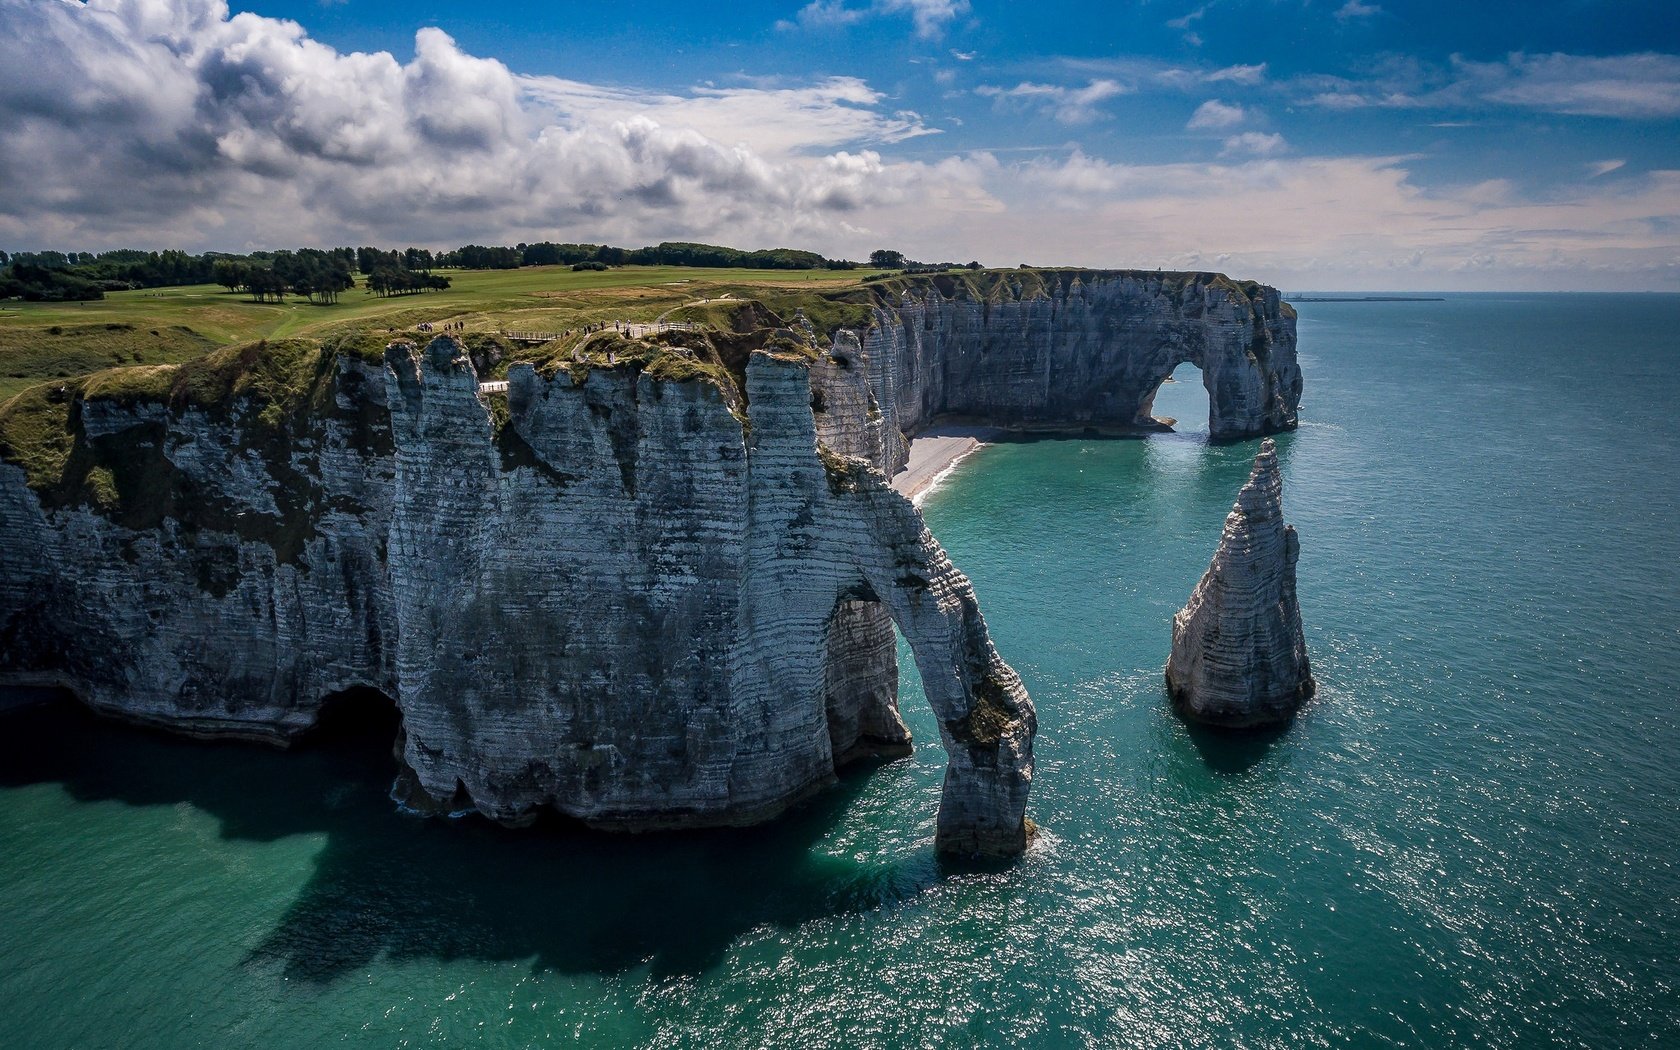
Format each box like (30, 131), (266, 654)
(0, 0), (968, 250)
(2, 1), (1675, 291)
(1187, 99), (1246, 129)
(976, 79), (1129, 124)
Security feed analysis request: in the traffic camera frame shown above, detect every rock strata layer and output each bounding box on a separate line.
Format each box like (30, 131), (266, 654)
(1166, 439), (1315, 728)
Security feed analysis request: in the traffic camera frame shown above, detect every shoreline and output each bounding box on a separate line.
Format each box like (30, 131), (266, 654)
(891, 425), (1005, 504)
(890, 419), (1184, 504)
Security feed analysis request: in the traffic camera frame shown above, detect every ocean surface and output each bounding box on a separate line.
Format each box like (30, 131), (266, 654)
(3, 293), (1678, 1048)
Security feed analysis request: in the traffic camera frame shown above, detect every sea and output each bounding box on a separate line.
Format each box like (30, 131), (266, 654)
(2, 293), (1676, 1048)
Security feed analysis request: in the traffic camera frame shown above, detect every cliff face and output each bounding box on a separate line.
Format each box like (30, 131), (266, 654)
(0, 268), (1297, 857)
(0, 353), (396, 741)
(0, 330), (1034, 856)
(850, 271), (1300, 470)
(1166, 439), (1315, 728)
(377, 337), (1014, 838)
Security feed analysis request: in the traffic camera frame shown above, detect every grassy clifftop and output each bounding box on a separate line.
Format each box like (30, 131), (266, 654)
(0, 264), (1291, 508)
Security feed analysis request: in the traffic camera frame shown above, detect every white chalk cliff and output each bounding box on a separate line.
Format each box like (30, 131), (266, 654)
(0, 269), (1301, 856)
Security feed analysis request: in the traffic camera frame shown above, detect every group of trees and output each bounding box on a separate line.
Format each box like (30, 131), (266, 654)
(354, 246), (439, 274)
(366, 269), (451, 297)
(212, 249), (356, 304)
(868, 248), (981, 274)
(0, 262), (108, 301)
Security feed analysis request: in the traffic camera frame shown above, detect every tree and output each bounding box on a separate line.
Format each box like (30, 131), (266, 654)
(869, 249), (905, 269)
(247, 268), (287, 303)
(212, 259), (249, 293)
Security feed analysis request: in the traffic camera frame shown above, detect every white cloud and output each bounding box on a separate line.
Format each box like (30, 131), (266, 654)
(1473, 52), (1680, 118)
(1187, 99), (1246, 129)
(0, 0), (969, 250)
(780, 0), (970, 40)
(1166, 6), (1206, 30)
(1, 1), (1674, 291)
(520, 76), (938, 157)
(1301, 51), (1680, 119)
(778, 1), (865, 31)
(1207, 63), (1268, 85)
(976, 79), (1129, 124)
(964, 151), (1680, 290)
(1221, 132), (1286, 156)
(1587, 159), (1626, 178)
(1059, 57), (1268, 92)
(1166, 4), (1206, 45)
(1335, 1), (1382, 21)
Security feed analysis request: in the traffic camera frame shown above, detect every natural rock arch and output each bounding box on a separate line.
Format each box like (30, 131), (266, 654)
(1136, 358), (1215, 433)
(378, 341), (1034, 856)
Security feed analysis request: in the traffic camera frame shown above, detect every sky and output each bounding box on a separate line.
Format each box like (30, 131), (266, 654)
(1, 1), (1677, 290)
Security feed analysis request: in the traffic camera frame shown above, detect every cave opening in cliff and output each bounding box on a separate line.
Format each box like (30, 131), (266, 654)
(1147, 361), (1211, 435)
(302, 686), (402, 758)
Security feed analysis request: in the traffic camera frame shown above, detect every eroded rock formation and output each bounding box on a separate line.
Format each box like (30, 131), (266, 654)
(0, 269), (1299, 857)
(851, 270), (1302, 474)
(1166, 439), (1315, 728)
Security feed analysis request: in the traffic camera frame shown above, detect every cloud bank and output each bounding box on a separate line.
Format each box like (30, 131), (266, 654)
(0, 0), (1675, 290)
(0, 0), (953, 250)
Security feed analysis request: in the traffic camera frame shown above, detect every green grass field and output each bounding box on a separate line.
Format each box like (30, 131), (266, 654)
(0, 265), (870, 402)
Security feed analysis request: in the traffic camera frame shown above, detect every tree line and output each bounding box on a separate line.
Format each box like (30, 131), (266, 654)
(0, 246), (452, 304)
(0, 240), (973, 304)
(447, 241), (858, 271)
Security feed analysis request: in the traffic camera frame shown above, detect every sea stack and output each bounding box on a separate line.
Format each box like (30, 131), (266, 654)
(1167, 439), (1315, 728)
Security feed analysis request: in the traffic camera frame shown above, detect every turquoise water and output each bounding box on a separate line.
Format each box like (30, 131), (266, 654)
(3, 293), (1678, 1047)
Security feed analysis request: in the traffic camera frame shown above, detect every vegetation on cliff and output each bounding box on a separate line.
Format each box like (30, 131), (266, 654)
(0, 263), (1292, 518)
(0, 338), (339, 555)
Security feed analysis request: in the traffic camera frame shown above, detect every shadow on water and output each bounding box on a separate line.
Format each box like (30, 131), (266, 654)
(0, 695), (940, 983)
(1179, 712), (1292, 776)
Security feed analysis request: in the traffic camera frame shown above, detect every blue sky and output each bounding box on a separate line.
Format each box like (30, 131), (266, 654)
(2, 0), (1677, 289)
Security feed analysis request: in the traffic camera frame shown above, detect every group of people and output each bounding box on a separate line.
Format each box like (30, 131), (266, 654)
(416, 320), (465, 333)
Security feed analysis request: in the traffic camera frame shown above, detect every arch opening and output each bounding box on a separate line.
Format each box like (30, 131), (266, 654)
(1141, 360), (1212, 436)
(821, 597), (914, 772)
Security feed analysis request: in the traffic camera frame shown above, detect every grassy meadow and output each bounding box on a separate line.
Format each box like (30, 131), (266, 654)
(0, 265), (870, 402)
